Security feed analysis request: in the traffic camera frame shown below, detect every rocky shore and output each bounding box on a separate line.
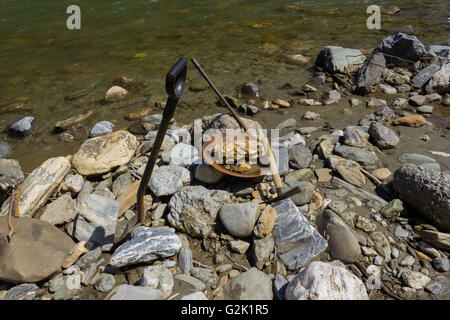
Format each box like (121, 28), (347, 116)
(0, 32), (449, 300)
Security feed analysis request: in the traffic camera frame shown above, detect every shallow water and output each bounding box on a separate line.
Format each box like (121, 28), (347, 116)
(0, 0), (449, 172)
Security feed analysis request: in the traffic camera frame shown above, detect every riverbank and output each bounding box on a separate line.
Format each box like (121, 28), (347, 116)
(0, 32), (449, 300)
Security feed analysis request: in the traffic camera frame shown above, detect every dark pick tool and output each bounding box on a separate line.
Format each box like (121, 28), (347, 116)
(136, 58), (187, 223)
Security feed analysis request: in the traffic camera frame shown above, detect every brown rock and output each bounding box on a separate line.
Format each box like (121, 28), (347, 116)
(393, 115), (426, 127)
(54, 109), (96, 132)
(125, 108), (152, 121)
(315, 168), (332, 182)
(0, 217), (75, 283)
(371, 168), (391, 180)
(253, 205), (277, 238)
(420, 230), (450, 251)
(272, 99), (291, 108)
(72, 130), (138, 176)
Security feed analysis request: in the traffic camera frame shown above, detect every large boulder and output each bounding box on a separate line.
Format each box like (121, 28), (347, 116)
(0, 217), (75, 283)
(167, 185), (231, 238)
(285, 261), (369, 300)
(72, 130), (138, 176)
(315, 46), (366, 73)
(373, 33), (427, 66)
(393, 164), (450, 231)
(1, 157), (71, 217)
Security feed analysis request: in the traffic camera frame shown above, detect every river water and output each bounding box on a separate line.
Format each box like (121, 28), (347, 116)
(1, 0), (449, 172)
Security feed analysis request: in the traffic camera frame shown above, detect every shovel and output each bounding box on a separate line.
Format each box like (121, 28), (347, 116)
(114, 58), (187, 246)
(136, 57), (187, 223)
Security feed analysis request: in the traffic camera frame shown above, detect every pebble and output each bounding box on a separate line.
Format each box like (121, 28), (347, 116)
(90, 121), (115, 137)
(94, 274), (115, 293)
(178, 247), (193, 273)
(175, 274), (206, 291)
(432, 258), (450, 272)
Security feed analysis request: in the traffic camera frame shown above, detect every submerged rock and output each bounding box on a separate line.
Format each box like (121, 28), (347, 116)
(0, 141), (11, 158)
(393, 164), (450, 231)
(105, 86), (128, 102)
(90, 121), (115, 138)
(285, 261), (369, 300)
(6, 116), (36, 137)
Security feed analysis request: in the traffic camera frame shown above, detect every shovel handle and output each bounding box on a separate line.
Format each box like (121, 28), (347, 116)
(136, 58), (187, 224)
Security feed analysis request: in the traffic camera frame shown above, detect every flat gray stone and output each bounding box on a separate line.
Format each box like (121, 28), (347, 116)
(0, 141), (11, 158)
(175, 274), (206, 291)
(78, 194), (119, 251)
(272, 198), (328, 270)
(334, 145), (379, 166)
(40, 193), (77, 225)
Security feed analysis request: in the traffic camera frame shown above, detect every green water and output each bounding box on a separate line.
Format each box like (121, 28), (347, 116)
(0, 0), (449, 171)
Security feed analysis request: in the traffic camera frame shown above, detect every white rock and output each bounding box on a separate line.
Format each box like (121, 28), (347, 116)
(139, 265), (173, 299)
(109, 284), (163, 300)
(180, 292), (209, 300)
(105, 86), (128, 102)
(285, 261), (369, 300)
(402, 271), (431, 289)
(61, 173), (84, 194)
